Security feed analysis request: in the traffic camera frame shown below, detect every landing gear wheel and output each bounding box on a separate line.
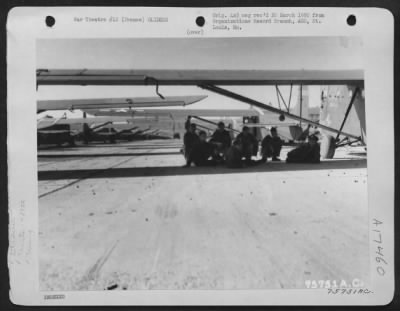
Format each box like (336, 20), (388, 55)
(320, 134), (336, 159)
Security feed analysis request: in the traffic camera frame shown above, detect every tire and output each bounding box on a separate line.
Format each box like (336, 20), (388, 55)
(320, 134), (336, 159)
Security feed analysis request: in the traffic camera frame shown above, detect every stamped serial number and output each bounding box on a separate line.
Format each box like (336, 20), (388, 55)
(305, 278), (364, 289)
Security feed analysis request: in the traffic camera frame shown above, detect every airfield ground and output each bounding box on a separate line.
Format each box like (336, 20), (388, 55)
(38, 139), (369, 291)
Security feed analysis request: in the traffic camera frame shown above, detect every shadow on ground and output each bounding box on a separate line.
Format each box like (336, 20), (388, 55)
(38, 152), (181, 158)
(37, 142), (181, 151)
(38, 159), (367, 181)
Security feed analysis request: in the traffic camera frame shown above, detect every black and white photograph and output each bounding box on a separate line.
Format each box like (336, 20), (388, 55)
(6, 6), (394, 305)
(36, 36), (369, 291)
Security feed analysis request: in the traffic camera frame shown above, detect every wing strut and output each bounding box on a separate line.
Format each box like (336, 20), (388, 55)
(275, 85), (283, 110)
(299, 84), (303, 127)
(275, 85), (291, 112)
(199, 84), (361, 140)
(288, 84), (293, 112)
(190, 116), (240, 134)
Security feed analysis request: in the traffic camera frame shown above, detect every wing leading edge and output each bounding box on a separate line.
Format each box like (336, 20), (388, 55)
(37, 95), (207, 112)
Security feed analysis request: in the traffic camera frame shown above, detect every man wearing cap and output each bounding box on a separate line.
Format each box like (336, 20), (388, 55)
(209, 121), (232, 161)
(185, 130), (216, 167)
(235, 126), (258, 163)
(225, 140), (245, 168)
(261, 127), (283, 162)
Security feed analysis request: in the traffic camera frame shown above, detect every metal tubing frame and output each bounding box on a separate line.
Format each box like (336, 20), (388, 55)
(336, 137), (362, 148)
(199, 84), (361, 140)
(190, 115), (241, 134)
(275, 85), (289, 111)
(192, 123), (214, 132)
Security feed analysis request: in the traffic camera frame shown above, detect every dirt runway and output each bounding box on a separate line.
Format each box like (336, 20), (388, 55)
(38, 140), (369, 290)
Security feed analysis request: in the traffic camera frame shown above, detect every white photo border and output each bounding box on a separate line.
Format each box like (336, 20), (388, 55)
(7, 6), (394, 305)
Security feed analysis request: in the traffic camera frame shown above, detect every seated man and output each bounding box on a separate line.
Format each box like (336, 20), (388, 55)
(261, 127), (283, 162)
(286, 134), (321, 163)
(209, 121), (232, 160)
(235, 126), (258, 163)
(185, 130), (216, 167)
(225, 140), (244, 168)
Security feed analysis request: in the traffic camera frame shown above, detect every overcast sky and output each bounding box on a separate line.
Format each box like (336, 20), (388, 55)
(36, 36), (363, 118)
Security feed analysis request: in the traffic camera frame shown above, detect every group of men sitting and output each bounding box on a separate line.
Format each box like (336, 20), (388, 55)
(183, 121), (321, 168)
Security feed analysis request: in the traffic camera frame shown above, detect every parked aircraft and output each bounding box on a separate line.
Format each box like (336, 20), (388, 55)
(36, 95), (209, 146)
(37, 68), (365, 158)
(37, 123), (75, 147)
